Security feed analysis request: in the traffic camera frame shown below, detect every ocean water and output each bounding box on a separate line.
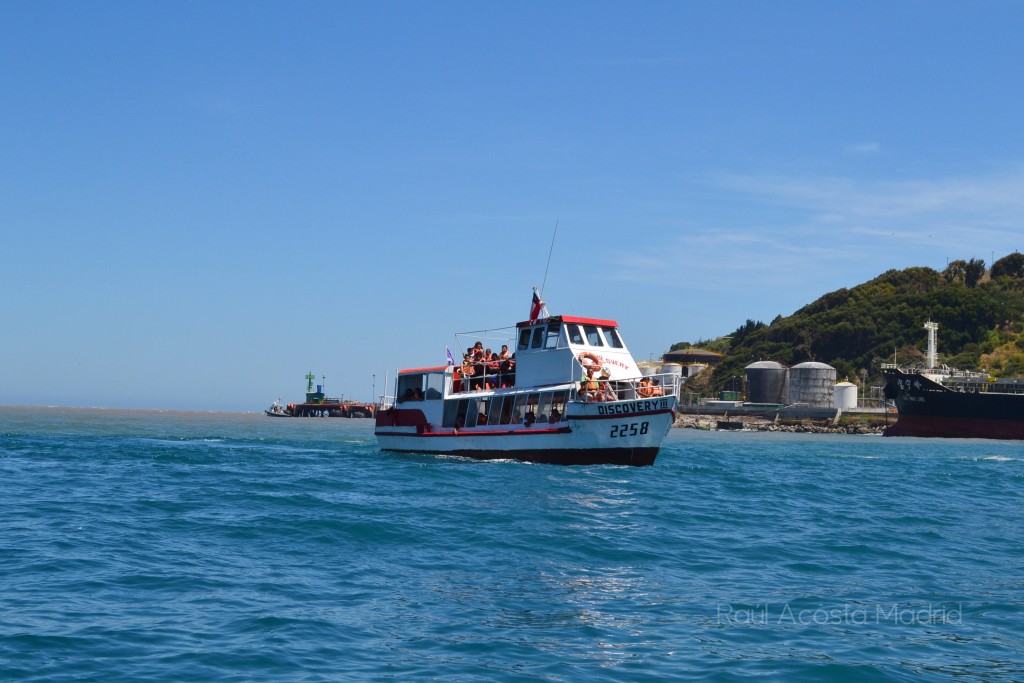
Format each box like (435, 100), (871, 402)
(1, 407), (1022, 682)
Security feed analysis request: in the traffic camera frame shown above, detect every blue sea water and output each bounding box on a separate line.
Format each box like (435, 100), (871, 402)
(1, 407), (1022, 682)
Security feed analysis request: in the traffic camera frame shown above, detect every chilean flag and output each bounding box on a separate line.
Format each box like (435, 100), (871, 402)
(529, 288), (544, 321)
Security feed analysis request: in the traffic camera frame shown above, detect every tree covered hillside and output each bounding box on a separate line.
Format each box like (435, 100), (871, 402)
(673, 253), (1024, 391)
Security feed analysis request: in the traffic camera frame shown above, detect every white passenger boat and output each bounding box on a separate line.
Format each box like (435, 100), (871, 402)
(374, 295), (678, 466)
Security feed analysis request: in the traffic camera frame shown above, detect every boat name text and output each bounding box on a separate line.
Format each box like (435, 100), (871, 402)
(596, 399), (668, 415)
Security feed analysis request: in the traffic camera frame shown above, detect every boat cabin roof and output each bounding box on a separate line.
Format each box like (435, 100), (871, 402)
(398, 366), (449, 375)
(516, 315), (617, 329)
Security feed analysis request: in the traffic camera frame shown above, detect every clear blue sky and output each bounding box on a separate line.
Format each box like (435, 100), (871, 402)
(3, 2), (1023, 411)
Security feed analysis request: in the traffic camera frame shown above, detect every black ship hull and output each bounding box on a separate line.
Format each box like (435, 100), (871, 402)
(882, 368), (1024, 440)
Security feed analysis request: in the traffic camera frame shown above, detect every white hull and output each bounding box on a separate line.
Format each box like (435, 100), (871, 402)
(376, 396), (676, 466)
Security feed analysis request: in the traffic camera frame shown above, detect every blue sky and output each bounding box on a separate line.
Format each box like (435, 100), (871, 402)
(3, 1), (1024, 411)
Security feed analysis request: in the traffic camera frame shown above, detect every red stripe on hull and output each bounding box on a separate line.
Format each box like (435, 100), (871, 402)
(376, 426), (571, 438)
(885, 414), (1024, 440)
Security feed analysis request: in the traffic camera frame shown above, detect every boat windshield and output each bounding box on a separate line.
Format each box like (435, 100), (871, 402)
(602, 326), (624, 348)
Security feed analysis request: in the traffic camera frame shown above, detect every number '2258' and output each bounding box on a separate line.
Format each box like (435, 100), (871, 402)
(610, 421), (649, 438)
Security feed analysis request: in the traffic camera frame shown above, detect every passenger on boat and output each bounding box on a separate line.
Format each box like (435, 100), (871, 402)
(484, 352), (501, 388)
(579, 368), (601, 402)
(460, 354), (476, 391)
(649, 378), (664, 397)
(550, 406), (561, 423)
(637, 377), (653, 397)
(471, 342), (486, 389)
(599, 370), (617, 402)
(498, 344), (511, 360)
(499, 356), (516, 388)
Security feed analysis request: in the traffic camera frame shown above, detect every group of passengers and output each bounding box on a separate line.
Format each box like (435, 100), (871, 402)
(579, 370), (664, 402)
(637, 377), (664, 398)
(396, 387), (424, 403)
(578, 367), (618, 403)
(459, 341), (515, 391)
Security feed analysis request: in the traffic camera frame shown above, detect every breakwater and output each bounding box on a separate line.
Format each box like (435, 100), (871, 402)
(674, 412), (887, 435)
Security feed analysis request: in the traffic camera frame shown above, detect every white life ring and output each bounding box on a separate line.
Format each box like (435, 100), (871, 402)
(577, 351), (602, 373)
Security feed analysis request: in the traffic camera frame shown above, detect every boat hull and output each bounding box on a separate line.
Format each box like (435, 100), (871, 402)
(375, 396), (676, 466)
(883, 368), (1024, 440)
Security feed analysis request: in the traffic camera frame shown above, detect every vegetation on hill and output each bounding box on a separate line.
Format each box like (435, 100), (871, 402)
(671, 253), (1024, 391)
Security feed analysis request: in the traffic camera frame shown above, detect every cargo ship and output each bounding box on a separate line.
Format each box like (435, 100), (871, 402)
(882, 321), (1024, 439)
(373, 290), (679, 466)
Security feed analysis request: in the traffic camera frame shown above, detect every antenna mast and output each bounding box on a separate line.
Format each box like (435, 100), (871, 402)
(540, 221), (558, 298)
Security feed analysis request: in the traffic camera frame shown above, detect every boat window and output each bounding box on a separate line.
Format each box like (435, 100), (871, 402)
(396, 373), (424, 402)
(530, 327), (545, 349)
(601, 326), (624, 349)
(524, 393), (540, 423)
(583, 325), (604, 346)
(443, 398), (468, 428)
(544, 322), (560, 349)
(512, 394), (529, 424)
(518, 328), (531, 350)
(568, 324), (584, 345)
(465, 398), (481, 428)
(487, 396), (504, 425)
(551, 390), (568, 422)
(425, 373), (444, 400)
(536, 392), (553, 423)
(499, 395), (515, 425)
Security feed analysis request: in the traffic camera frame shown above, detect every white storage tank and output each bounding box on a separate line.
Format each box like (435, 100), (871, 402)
(745, 361), (788, 404)
(789, 362), (837, 408)
(834, 381), (858, 410)
(662, 363), (683, 393)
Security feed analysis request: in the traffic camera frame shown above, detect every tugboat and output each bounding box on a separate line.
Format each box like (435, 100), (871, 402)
(374, 291), (679, 466)
(883, 321), (1024, 439)
(265, 398), (290, 417)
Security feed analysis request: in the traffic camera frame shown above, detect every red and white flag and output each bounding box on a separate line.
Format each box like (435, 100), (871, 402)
(529, 288), (545, 321)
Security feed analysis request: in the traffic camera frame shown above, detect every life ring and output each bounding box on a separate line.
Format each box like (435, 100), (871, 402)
(577, 351), (602, 373)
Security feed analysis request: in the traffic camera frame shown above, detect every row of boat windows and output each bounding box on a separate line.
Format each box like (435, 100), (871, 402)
(517, 323), (624, 352)
(442, 390), (570, 428)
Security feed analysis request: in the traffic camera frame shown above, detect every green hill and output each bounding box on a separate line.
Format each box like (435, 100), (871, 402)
(672, 253), (1024, 391)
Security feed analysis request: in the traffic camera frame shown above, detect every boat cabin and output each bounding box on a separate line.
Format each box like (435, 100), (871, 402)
(513, 315), (641, 387)
(390, 315), (643, 408)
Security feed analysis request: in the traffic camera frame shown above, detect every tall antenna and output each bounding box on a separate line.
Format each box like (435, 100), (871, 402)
(540, 221), (558, 297)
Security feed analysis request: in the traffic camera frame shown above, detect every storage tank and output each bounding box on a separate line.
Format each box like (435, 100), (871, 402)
(834, 381), (858, 410)
(662, 363), (683, 393)
(789, 362), (837, 408)
(744, 361), (788, 404)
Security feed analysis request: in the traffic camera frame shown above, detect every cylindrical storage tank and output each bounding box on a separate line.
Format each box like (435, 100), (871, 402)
(789, 362), (837, 408)
(662, 363), (683, 394)
(834, 381), (857, 410)
(640, 365), (657, 377)
(744, 361), (788, 404)
(687, 363), (706, 378)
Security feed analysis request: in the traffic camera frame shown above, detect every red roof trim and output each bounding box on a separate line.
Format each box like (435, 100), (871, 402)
(515, 315), (618, 329)
(398, 366), (449, 375)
